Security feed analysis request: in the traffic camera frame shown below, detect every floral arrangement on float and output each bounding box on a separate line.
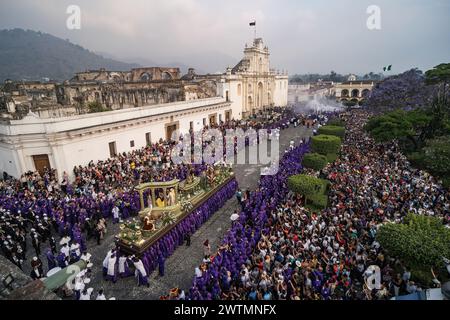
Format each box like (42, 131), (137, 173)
(180, 199), (194, 213)
(138, 177), (238, 276)
(161, 211), (176, 227)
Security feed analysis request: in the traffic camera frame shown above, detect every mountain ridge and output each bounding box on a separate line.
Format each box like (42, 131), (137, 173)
(0, 28), (140, 81)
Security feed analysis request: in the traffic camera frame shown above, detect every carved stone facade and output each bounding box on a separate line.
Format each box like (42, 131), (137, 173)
(334, 81), (375, 103)
(71, 67), (180, 82)
(1, 38), (289, 124)
(217, 38), (289, 119)
(1, 67), (217, 119)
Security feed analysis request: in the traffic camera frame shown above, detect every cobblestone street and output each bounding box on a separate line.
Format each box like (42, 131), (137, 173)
(20, 125), (313, 300)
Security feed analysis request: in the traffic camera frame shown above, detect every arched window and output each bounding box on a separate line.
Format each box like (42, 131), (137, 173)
(257, 82), (263, 108)
(140, 72), (152, 81)
(248, 95), (253, 108)
(161, 72), (172, 80)
(362, 89), (371, 98)
(351, 89), (359, 98)
(237, 84), (242, 96)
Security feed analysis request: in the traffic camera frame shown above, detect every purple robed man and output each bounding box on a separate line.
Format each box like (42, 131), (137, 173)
(56, 252), (67, 269)
(46, 249), (57, 270)
(158, 254), (165, 277)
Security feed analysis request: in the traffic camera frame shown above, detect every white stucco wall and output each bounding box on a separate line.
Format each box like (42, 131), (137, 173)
(0, 145), (22, 178)
(0, 97), (231, 179)
(273, 77), (289, 107)
(217, 78), (243, 120)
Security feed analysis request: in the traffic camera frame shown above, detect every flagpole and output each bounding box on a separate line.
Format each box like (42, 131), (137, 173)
(250, 20), (256, 40)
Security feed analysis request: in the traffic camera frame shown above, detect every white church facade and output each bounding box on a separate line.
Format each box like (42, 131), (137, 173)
(217, 38), (288, 118)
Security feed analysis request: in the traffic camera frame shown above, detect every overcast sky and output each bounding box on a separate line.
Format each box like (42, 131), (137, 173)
(1, 0), (449, 74)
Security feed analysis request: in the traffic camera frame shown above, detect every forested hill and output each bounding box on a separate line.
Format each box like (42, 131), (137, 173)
(0, 29), (139, 81)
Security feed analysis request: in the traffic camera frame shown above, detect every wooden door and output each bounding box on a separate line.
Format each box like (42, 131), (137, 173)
(109, 141), (117, 157)
(225, 110), (231, 122)
(33, 154), (51, 175)
(209, 113), (217, 126)
(166, 124), (178, 141)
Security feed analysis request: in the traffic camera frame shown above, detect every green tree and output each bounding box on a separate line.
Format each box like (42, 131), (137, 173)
(343, 100), (357, 107)
(377, 213), (450, 284)
(303, 153), (328, 171)
(88, 101), (104, 113)
(287, 174), (324, 203)
(365, 109), (432, 150)
(308, 193), (328, 210)
(422, 93), (450, 142)
(326, 153), (338, 163)
(87, 101), (112, 113)
(425, 63), (450, 90)
(422, 136), (450, 185)
(311, 135), (341, 155)
(423, 63), (450, 141)
(327, 118), (346, 127)
(318, 125), (345, 138)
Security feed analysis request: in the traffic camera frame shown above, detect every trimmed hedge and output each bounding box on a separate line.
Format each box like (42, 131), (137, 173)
(308, 193), (328, 210)
(288, 174), (330, 209)
(343, 100), (357, 107)
(303, 153), (328, 171)
(311, 134), (342, 155)
(287, 174), (324, 198)
(326, 153), (338, 163)
(327, 118), (346, 127)
(318, 125), (345, 138)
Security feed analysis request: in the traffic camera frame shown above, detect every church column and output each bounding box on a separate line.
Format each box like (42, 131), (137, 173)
(139, 190), (144, 211)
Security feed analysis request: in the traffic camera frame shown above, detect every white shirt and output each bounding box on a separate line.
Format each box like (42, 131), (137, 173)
(70, 243), (81, 257)
(80, 253), (92, 263)
(112, 206), (120, 219)
(96, 294), (106, 300)
(33, 268), (40, 278)
(107, 256), (117, 276)
(103, 250), (114, 268)
(119, 257), (128, 273)
(61, 246), (70, 257)
(133, 260), (147, 277)
(74, 278), (85, 291)
(79, 288), (93, 300)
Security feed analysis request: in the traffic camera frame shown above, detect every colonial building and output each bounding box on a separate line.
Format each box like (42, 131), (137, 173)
(0, 97), (231, 179)
(287, 80), (375, 105)
(334, 80), (375, 103)
(217, 38), (288, 118)
(0, 67), (217, 119)
(0, 37), (288, 179)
